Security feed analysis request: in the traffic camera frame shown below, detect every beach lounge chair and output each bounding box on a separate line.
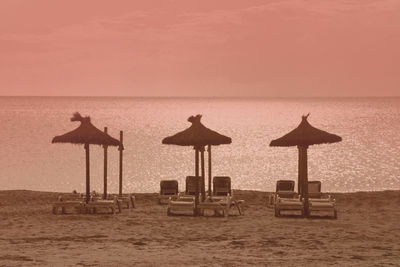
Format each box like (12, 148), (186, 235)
(117, 195), (135, 209)
(105, 195), (135, 209)
(268, 180), (297, 207)
(52, 196), (85, 214)
(308, 181), (323, 199)
(274, 195), (304, 217)
(173, 176), (202, 201)
(166, 177), (200, 215)
(211, 176), (244, 215)
(307, 181), (337, 218)
(158, 180), (179, 204)
(213, 176), (232, 196)
(167, 195), (196, 216)
(308, 196), (337, 218)
(185, 176), (201, 196)
(198, 195), (233, 217)
(88, 191), (135, 209)
(86, 196), (122, 214)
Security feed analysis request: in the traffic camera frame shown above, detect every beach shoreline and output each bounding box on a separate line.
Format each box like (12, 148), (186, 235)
(0, 189), (399, 266)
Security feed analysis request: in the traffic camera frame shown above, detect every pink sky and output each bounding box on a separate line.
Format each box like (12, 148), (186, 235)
(1, 0), (399, 97)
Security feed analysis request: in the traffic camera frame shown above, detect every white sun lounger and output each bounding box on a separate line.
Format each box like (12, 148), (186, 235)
(308, 195), (337, 218)
(52, 196), (85, 214)
(167, 195), (196, 216)
(274, 195), (304, 217)
(158, 180), (179, 204)
(86, 197), (122, 214)
(211, 176), (244, 215)
(306, 181), (337, 218)
(268, 180), (297, 207)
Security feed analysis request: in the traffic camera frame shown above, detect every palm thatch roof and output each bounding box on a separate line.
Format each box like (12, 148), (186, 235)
(162, 115), (232, 147)
(52, 112), (120, 146)
(270, 114), (342, 147)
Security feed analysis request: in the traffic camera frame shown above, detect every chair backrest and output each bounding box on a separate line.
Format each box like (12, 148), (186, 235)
(276, 180), (295, 192)
(160, 180), (178, 195)
(185, 176), (201, 195)
(213, 176), (231, 196)
(308, 181), (321, 193)
(308, 181), (322, 198)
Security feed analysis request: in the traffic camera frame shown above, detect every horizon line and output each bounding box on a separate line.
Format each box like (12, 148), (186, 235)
(1, 95), (400, 99)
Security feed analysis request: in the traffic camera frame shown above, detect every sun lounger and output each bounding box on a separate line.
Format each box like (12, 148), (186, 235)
(213, 176), (232, 196)
(268, 180), (297, 207)
(211, 176), (244, 215)
(86, 196), (122, 214)
(198, 195), (233, 217)
(117, 195), (135, 209)
(308, 181), (323, 199)
(167, 195), (196, 216)
(306, 181), (337, 218)
(158, 180), (179, 204)
(52, 196), (85, 214)
(185, 176), (201, 196)
(308, 195), (337, 218)
(274, 195), (304, 217)
(106, 195), (134, 209)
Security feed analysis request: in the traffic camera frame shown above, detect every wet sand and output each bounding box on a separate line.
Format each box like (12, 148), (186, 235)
(0, 190), (399, 266)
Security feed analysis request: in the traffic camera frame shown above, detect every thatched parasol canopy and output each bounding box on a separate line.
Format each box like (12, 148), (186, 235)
(162, 115), (231, 147)
(52, 113), (120, 146)
(270, 114), (342, 147)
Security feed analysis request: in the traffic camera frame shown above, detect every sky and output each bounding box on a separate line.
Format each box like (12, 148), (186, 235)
(0, 0), (399, 97)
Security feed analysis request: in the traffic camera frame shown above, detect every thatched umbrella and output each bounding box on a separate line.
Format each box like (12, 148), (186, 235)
(270, 114), (341, 216)
(52, 112), (120, 203)
(162, 115), (232, 214)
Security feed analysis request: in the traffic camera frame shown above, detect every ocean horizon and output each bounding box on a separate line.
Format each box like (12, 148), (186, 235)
(1, 96), (399, 194)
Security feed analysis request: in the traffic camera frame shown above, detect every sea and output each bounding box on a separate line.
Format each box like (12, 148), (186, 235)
(0, 96), (399, 194)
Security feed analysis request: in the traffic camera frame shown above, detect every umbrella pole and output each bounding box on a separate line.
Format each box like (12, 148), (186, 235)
(195, 147), (199, 176)
(200, 147), (205, 202)
(298, 146), (302, 195)
(119, 131), (124, 197)
(103, 127), (108, 200)
(85, 143), (90, 204)
(194, 147), (200, 216)
(207, 145), (212, 197)
(299, 145), (309, 217)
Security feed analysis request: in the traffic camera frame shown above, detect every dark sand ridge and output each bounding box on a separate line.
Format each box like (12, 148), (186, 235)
(0, 190), (399, 266)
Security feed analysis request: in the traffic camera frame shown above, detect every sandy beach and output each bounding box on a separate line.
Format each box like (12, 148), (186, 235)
(0, 190), (399, 266)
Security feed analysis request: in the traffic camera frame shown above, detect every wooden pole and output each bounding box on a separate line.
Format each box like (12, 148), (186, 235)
(85, 143), (90, 204)
(200, 147), (205, 202)
(103, 127), (108, 200)
(299, 145), (309, 216)
(195, 147), (199, 177)
(298, 146), (302, 195)
(207, 145), (212, 197)
(119, 131), (124, 197)
(194, 147), (200, 216)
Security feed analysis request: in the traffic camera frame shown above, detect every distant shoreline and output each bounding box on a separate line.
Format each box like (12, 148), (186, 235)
(1, 189), (398, 195)
(1, 95), (400, 99)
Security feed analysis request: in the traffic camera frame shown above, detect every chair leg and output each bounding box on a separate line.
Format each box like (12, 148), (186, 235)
(130, 196), (135, 209)
(274, 207), (280, 217)
(234, 202), (242, 215)
(116, 201), (121, 213)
